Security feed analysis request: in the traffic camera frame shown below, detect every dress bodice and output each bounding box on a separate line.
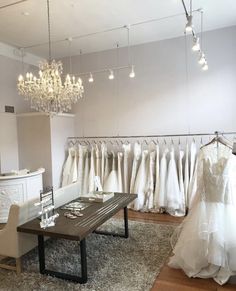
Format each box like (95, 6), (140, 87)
(202, 157), (231, 203)
(198, 143), (236, 204)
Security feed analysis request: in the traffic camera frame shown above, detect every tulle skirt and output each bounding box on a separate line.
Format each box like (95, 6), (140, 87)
(169, 200), (236, 285)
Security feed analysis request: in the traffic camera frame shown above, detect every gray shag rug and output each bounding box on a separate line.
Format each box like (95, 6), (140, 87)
(0, 219), (175, 291)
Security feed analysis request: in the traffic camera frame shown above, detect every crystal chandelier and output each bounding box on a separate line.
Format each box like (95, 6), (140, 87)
(17, 0), (84, 114)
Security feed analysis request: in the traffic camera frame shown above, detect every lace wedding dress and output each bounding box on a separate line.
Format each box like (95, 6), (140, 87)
(169, 142), (236, 285)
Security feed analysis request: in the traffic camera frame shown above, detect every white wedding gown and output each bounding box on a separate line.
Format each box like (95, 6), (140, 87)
(144, 150), (156, 211)
(129, 143), (142, 208)
(133, 150), (149, 211)
(166, 146), (185, 217)
(153, 144), (160, 212)
(157, 147), (169, 211)
(184, 142), (189, 207)
(103, 151), (119, 192)
(169, 142), (236, 285)
(123, 143), (132, 193)
(62, 147), (74, 187)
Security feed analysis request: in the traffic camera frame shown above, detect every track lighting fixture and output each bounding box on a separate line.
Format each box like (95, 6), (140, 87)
(192, 36), (200, 52)
(129, 66), (135, 78)
(182, 0), (208, 71)
(108, 70), (114, 80)
(198, 52), (205, 65)
(202, 62), (208, 71)
(88, 73), (94, 83)
(185, 15), (193, 32)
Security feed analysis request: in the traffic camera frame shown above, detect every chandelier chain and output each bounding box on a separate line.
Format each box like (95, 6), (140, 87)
(17, 0), (84, 114)
(47, 0), (52, 62)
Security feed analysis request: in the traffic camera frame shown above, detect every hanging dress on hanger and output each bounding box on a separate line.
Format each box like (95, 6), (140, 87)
(188, 140), (198, 208)
(184, 142), (190, 208)
(103, 151), (118, 192)
(82, 149), (89, 195)
(157, 146), (169, 212)
(178, 147), (186, 215)
(95, 144), (101, 179)
(130, 143), (142, 193)
(133, 150), (149, 211)
(188, 158), (199, 210)
(169, 142), (236, 285)
(88, 146), (96, 192)
(103, 148), (111, 187)
(100, 142), (107, 186)
(61, 147), (74, 187)
(77, 145), (87, 195)
(68, 149), (78, 184)
(123, 143), (131, 193)
(117, 152), (124, 192)
(144, 150), (156, 211)
(129, 142), (142, 208)
(153, 143), (160, 212)
(166, 146), (185, 217)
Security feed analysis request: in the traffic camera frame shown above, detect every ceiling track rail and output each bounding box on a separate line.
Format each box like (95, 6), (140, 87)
(22, 8), (201, 50)
(0, 0), (29, 10)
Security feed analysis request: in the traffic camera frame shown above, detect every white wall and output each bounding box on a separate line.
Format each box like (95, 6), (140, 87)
(61, 26), (236, 137)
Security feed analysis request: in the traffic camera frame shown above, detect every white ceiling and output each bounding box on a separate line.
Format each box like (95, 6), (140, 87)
(0, 0), (236, 58)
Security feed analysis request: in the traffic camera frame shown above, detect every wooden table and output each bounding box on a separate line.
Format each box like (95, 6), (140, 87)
(17, 193), (137, 284)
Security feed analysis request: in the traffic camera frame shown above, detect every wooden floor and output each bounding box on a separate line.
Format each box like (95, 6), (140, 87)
(116, 210), (236, 291)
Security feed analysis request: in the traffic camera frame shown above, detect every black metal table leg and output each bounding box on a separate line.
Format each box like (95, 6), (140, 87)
(124, 206), (129, 238)
(38, 235), (45, 273)
(94, 206), (129, 238)
(37, 236), (88, 283)
(80, 239), (87, 283)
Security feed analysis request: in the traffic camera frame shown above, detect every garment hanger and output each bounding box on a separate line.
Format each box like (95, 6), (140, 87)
(151, 139), (157, 145)
(201, 132), (232, 149)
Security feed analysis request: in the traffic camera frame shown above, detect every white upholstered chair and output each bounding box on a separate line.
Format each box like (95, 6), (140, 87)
(0, 182), (80, 274)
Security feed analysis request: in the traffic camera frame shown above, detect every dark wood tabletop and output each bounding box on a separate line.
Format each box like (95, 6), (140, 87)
(17, 193), (136, 241)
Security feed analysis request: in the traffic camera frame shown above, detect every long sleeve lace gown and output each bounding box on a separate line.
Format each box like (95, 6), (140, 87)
(169, 142), (236, 285)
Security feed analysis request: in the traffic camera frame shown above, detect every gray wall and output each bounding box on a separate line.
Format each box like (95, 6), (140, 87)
(50, 114), (75, 189)
(17, 114), (52, 187)
(61, 25), (236, 136)
(0, 55), (32, 113)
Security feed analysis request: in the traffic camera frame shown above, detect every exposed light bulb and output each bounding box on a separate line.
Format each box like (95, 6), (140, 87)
(202, 62), (208, 71)
(88, 73), (94, 83)
(192, 37), (200, 52)
(185, 15), (193, 32)
(129, 66), (135, 78)
(198, 52), (206, 65)
(18, 74), (23, 82)
(108, 70), (114, 80)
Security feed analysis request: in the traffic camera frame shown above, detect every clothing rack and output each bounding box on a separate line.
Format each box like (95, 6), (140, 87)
(68, 131), (236, 140)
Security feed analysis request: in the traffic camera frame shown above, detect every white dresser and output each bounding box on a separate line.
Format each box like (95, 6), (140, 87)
(0, 168), (44, 223)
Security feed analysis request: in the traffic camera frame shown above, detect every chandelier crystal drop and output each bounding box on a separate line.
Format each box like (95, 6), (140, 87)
(17, 0), (84, 114)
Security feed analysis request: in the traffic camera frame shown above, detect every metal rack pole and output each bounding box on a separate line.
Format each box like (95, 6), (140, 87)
(67, 131), (236, 140)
